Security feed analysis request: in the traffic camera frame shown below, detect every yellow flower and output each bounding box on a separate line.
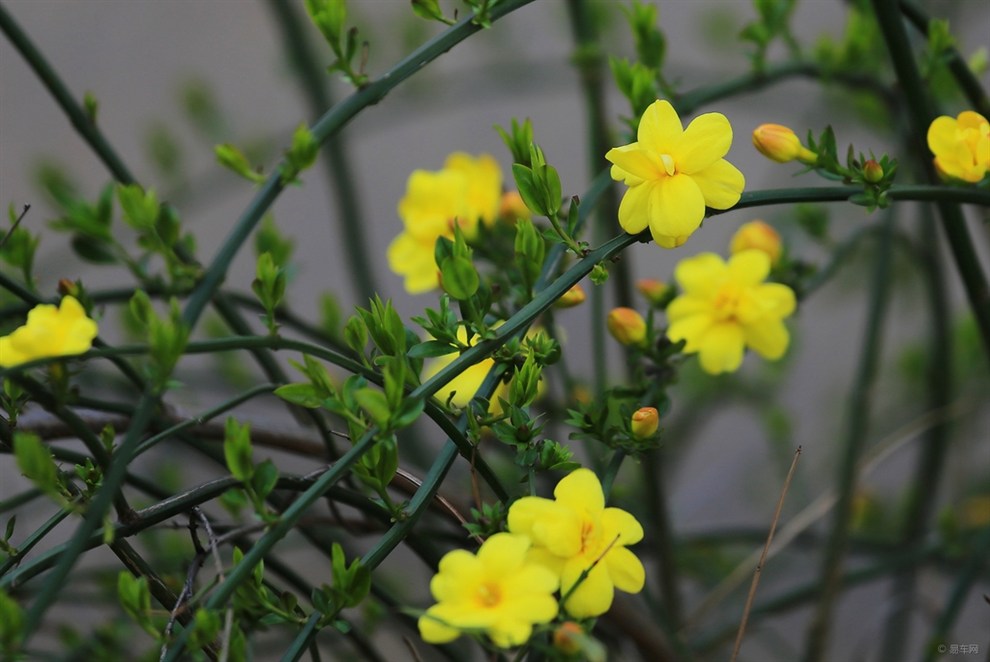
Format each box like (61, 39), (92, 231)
(752, 123), (817, 164)
(606, 307), (647, 347)
(666, 250), (796, 374)
(0, 296), (98, 368)
(630, 407), (659, 439)
(729, 220), (782, 265)
(418, 533), (559, 648)
(605, 99), (745, 248)
(508, 468), (645, 618)
(388, 154), (503, 294)
(927, 111), (990, 183)
(421, 326), (506, 410)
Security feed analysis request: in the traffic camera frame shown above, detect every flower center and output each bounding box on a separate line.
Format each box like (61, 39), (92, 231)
(476, 581), (502, 608)
(712, 282), (743, 321)
(659, 153), (676, 176)
(578, 518), (601, 556)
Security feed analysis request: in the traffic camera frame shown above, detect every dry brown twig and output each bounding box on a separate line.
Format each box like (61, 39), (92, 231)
(730, 446), (802, 662)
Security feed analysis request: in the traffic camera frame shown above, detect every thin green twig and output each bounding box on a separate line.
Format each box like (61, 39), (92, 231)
(267, 0), (377, 302)
(802, 211), (896, 662)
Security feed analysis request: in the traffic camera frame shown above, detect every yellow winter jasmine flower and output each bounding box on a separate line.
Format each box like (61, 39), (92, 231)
(418, 533), (559, 648)
(444, 152), (502, 228)
(667, 250), (796, 374)
(605, 99), (745, 248)
(0, 296), (98, 368)
(508, 468), (645, 618)
(421, 326), (506, 410)
(388, 154), (503, 293)
(927, 110), (990, 183)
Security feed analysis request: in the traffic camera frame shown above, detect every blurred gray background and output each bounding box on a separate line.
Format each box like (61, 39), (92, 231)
(2, 0), (989, 660)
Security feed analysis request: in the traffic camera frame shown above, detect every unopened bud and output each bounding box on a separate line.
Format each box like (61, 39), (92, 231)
(57, 279), (78, 297)
(631, 407), (659, 439)
(636, 279), (670, 306)
(730, 220), (782, 264)
(863, 159), (884, 184)
(553, 621), (584, 655)
(752, 124), (817, 164)
(499, 191), (531, 224)
(556, 284), (586, 309)
(607, 307), (647, 347)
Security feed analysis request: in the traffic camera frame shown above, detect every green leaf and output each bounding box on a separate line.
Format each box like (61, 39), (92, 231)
(0, 588), (25, 655)
(393, 396), (425, 429)
(14, 433), (58, 494)
(116, 184), (159, 230)
(215, 143), (265, 184)
(354, 388), (391, 428)
(512, 164), (545, 217)
(251, 460), (279, 501)
(70, 234), (117, 264)
(274, 382), (323, 408)
(223, 418), (254, 482)
(439, 255), (479, 300)
(406, 340), (457, 359)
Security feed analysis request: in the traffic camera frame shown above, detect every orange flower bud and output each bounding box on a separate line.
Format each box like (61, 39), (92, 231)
(553, 621), (584, 655)
(556, 284), (586, 309)
(752, 124), (817, 164)
(862, 159), (884, 183)
(499, 191), (531, 224)
(607, 307), (647, 347)
(631, 407), (659, 439)
(636, 278), (670, 306)
(730, 220), (782, 264)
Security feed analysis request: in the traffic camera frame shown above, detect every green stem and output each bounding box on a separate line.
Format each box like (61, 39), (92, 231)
(565, 0), (632, 308)
(802, 212), (896, 662)
(677, 60), (895, 115)
(0, 5), (136, 185)
(0, 508), (70, 577)
(281, 611), (322, 662)
(695, 542), (942, 655)
(897, 0), (990, 117)
(267, 0), (377, 301)
(879, 206), (953, 662)
(20, 387), (157, 642)
(181, 0), (539, 328)
(870, 0), (990, 366)
(922, 526), (990, 662)
(600, 450), (625, 499)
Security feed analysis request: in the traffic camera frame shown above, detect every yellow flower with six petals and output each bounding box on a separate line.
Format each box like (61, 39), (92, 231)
(387, 153), (502, 293)
(605, 100), (745, 248)
(666, 250), (795, 374)
(507, 468), (645, 618)
(418, 533), (559, 648)
(927, 110), (990, 183)
(0, 296), (98, 368)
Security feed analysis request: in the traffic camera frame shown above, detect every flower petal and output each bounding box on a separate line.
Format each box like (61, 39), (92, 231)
(637, 100), (683, 150)
(605, 146), (661, 182)
(728, 249), (770, 286)
(617, 183), (653, 234)
(753, 283), (797, 318)
(697, 322), (745, 374)
(667, 313), (713, 353)
(648, 174), (706, 248)
(743, 318), (790, 359)
(554, 468), (604, 516)
(604, 546), (646, 593)
(690, 159), (745, 209)
(561, 559), (614, 618)
(674, 253), (726, 296)
(477, 533), (529, 575)
(675, 112), (733, 173)
(418, 610), (462, 644)
(666, 294), (711, 322)
(602, 507), (645, 545)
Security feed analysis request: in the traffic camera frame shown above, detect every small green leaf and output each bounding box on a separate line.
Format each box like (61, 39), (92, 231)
(223, 418), (254, 482)
(251, 460), (279, 501)
(71, 234), (117, 264)
(215, 143), (265, 184)
(354, 388), (391, 428)
(406, 340), (457, 359)
(274, 383), (323, 408)
(14, 433), (58, 494)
